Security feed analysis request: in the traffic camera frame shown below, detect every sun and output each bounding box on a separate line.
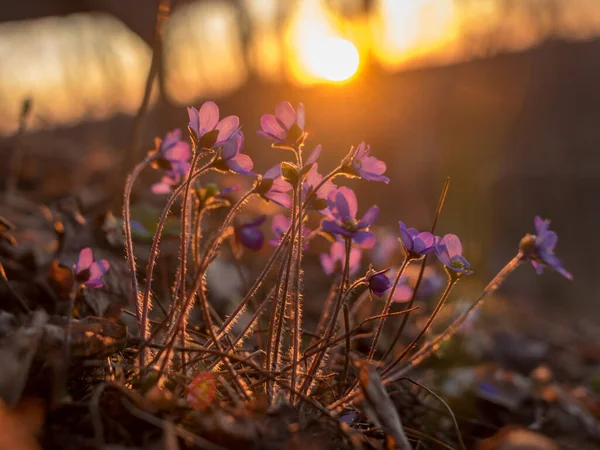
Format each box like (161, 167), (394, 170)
(286, 0), (360, 84)
(303, 37), (359, 82)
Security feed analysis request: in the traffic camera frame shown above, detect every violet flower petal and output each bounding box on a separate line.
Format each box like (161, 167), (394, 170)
(198, 101), (219, 136)
(76, 248), (94, 273)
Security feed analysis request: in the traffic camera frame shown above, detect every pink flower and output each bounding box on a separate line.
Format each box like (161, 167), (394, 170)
(257, 101), (305, 146)
(74, 248), (110, 289)
(187, 101), (239, 147)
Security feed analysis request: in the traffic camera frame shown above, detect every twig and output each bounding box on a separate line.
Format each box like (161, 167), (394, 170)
(124, 0), (172, 179)
(6, 98), (32, 200)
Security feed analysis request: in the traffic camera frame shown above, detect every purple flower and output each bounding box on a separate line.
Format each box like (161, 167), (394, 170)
(187, 101), (239, 147)
(157, 129), (191, 176)
(256, 165), (293, 208)
(368, 269), (391, 297)
(435, 234), (472, 275)
(525, 216), (572, 280)
(321, 187), (378, 248)
(344, 142), (389, 183)
(388, 276), (414, 303)
(398, 222), (436, 258)
(305, 145), (322, 165)
(402, 265), (445, 299)
(234, 216), (266, 251)
(151, 129), (192, 194)
(214, 130), (255, 176)
(301, 163), (337, 212)
(74, 248), (110, 289)
(371, 231), (401, 267)
(257, 101), (305, 146)
(269, 214), (311, 249)
(151, 171), (184, 195)
(320, 239), (361, 276)
(368, 268), (414, 302)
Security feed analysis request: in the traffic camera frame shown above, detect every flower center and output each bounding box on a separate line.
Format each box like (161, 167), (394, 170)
(343, 219), (358, 232)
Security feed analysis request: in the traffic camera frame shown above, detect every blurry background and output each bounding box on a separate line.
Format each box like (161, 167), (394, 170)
(0, 0), (598, 318)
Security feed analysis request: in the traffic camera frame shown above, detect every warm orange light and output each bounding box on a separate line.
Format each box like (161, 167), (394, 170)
(286, 0), (360, 84)
(301, 36), (359, 82)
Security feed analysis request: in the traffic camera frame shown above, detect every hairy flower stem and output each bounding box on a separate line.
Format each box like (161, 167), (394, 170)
(191, 201), (203, 270)
(176, 150), (202, 372)
(310, 279), (338, 348)
(383, 276), (457, 370)
(208, 285), (277, 371)
(219, 229), (291, 345)
(123, 153), (158, 325)
(178, 151), (202, 308)
(281, 308), (416, 373)
(160, 188), (256, 366)
(383, 254), (524, 377)
(138, 157), (214, 367)
(208, 165), (342, 348)
(367, 256), (411, 361)
(381, 178), (450, 362)
(340, 303), (352, 392)
(291, 185), (305, 403)
(329, 253), (525, 413)
(339, 257), (412, 398)
(266, 243), (292, 398)
(269, 187), (299, 399)
(303, 277), (366, 356)
(299, 238), (352, 397)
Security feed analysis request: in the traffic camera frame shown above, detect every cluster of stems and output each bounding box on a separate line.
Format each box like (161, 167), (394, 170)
(121, 125), (532, 419)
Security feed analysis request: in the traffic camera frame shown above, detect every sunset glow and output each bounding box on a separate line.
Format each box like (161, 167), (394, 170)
(286, 0), (360, 84)
(301, 36), (359, 82)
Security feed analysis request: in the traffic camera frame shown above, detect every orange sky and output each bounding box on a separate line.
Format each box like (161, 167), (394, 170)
(1, 0), (600, 135)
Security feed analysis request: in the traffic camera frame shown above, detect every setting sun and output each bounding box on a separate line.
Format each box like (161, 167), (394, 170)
(302, 36), (359, 82)
(286, 0), (360, 84)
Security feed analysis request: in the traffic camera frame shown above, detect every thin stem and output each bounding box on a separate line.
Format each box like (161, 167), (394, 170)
(156, 187), (256, 371)
(400, 377), (466, 450)
(216, 227), (291, 343)
(340, 303), (352, 392)
(265, 242), (291, 398)
(179, 188), (255, 335)
(367, 256), (411, 361)
(281, 308), (419, 373)
(176, 150), (203, 372)
(207, 286), (276, 370)
(303, 277), (366, 355)
(390, 254), (524, 375)
(124, 0), (171, 178)
(381, 177), (450, 361)
(64, 282), (80, 367)
(291, 184), (304, 402)
(6, 98), (32, 200)
(269, 188), (298, 397)
(138, 157), (214, 367)
(123, 153), (158, 328)
(206, 165), (342, 347)
(382, 276), (457, 373)
(191, 199), (203, 270)
(178, 151), (202, 311)
(310, 279), (338, 347)
(328, 253), (525, 413)
(299, 237), (352, 397)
